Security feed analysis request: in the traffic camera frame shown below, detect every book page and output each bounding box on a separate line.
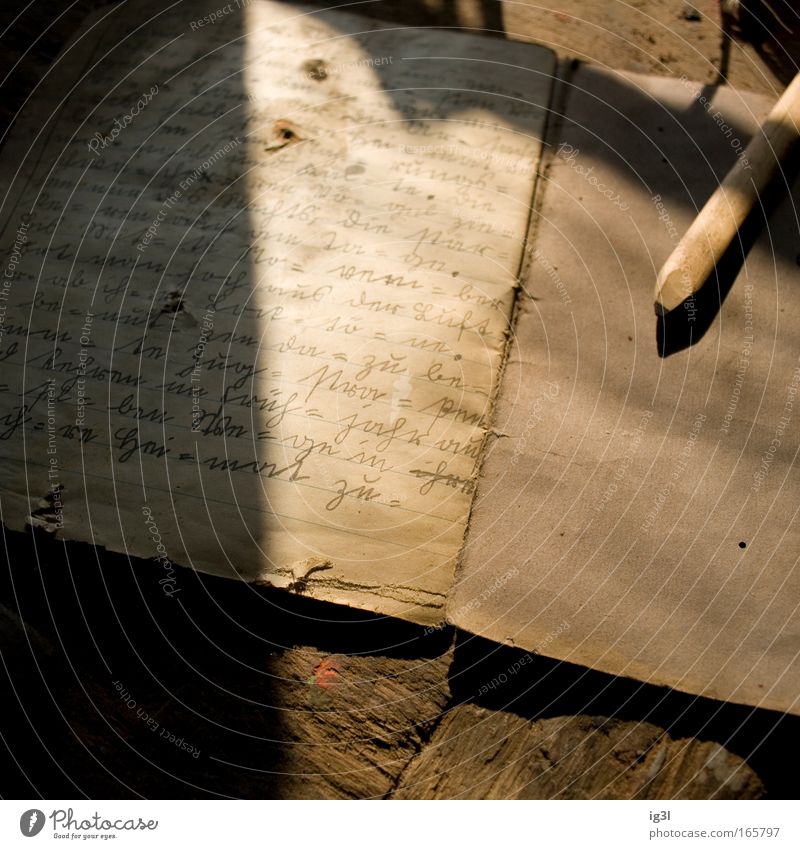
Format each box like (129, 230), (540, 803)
(0, 0), (553, 623)
(452, 66), (800, 713)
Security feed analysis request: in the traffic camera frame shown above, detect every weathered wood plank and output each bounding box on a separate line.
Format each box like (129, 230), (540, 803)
(393, 703), (764, 799)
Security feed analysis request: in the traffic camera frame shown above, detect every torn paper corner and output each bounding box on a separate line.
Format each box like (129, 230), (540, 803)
(25, 485), (66, 535)
(256, 556), (334, 592)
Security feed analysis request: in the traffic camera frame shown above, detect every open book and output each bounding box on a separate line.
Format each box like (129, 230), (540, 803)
(2, 0), (798, 716)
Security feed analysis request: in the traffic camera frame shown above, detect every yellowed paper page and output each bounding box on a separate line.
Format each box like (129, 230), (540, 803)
(451, 66), (800, 713)
(0, 1), (553, 623)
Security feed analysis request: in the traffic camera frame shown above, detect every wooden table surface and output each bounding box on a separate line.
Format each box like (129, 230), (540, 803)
(1, 0), (798, 799)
